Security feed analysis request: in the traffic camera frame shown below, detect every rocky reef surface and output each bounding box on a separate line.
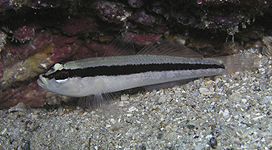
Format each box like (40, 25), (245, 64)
(0, 0), (272, 108)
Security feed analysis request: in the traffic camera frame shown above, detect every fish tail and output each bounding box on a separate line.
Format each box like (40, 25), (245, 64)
(220, 51), (262, 74)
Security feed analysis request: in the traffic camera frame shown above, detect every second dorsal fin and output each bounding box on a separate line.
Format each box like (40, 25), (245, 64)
(103, 36), (203, 58)
(103, 36), (136, 57)
(137, 40), (203, 58)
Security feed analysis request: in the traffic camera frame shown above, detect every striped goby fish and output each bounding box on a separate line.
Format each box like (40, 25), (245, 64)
(37, 40), (259, 98)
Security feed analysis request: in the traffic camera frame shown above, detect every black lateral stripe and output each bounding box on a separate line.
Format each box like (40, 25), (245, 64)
(45, 63), (225, 80)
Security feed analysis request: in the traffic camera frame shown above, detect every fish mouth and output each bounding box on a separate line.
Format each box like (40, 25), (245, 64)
(37, 75), (48, 89)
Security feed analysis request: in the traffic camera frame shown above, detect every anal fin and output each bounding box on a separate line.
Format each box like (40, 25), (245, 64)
(78, 93), (115, 110)
(144, 78), (197, 91)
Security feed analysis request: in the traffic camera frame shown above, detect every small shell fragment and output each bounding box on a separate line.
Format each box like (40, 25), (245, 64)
(8, 102), (29, 113)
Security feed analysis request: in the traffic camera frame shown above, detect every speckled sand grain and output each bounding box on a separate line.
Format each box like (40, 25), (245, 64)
(0, 53), (271, 150)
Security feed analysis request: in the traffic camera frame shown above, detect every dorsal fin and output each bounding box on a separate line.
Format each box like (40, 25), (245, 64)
(137, 40), (203, 58)
(103, 36), (136, 57)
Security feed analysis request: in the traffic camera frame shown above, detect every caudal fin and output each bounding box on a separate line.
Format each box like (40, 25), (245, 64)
(219, 50), (263, 74)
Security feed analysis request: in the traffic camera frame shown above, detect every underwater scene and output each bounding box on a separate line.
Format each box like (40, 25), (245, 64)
(0, 0), (272, 149)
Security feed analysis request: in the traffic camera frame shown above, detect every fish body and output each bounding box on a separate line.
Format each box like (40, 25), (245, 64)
(37, 40), (260, 98)
(37, 55), (225, 97)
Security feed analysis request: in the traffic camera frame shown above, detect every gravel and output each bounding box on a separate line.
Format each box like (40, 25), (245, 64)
(0, 53), (271, 150)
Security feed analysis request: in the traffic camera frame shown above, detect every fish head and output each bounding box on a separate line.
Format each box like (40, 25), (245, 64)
(37, 63), (84, 97)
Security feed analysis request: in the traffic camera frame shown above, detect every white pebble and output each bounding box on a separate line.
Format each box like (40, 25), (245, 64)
(199, 87), (214, 95)
(229, 93), (242, 101)
(127, 106), (138, 112)
(121, 94), (129, 101)
(223, 109), (230, 118)
(110, 118), (116, 124)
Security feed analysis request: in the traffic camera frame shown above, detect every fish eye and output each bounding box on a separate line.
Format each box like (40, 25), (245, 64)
(54, 70), (69, 80)
(47, 63), (63, 73)
(49, 67), (55, 72)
